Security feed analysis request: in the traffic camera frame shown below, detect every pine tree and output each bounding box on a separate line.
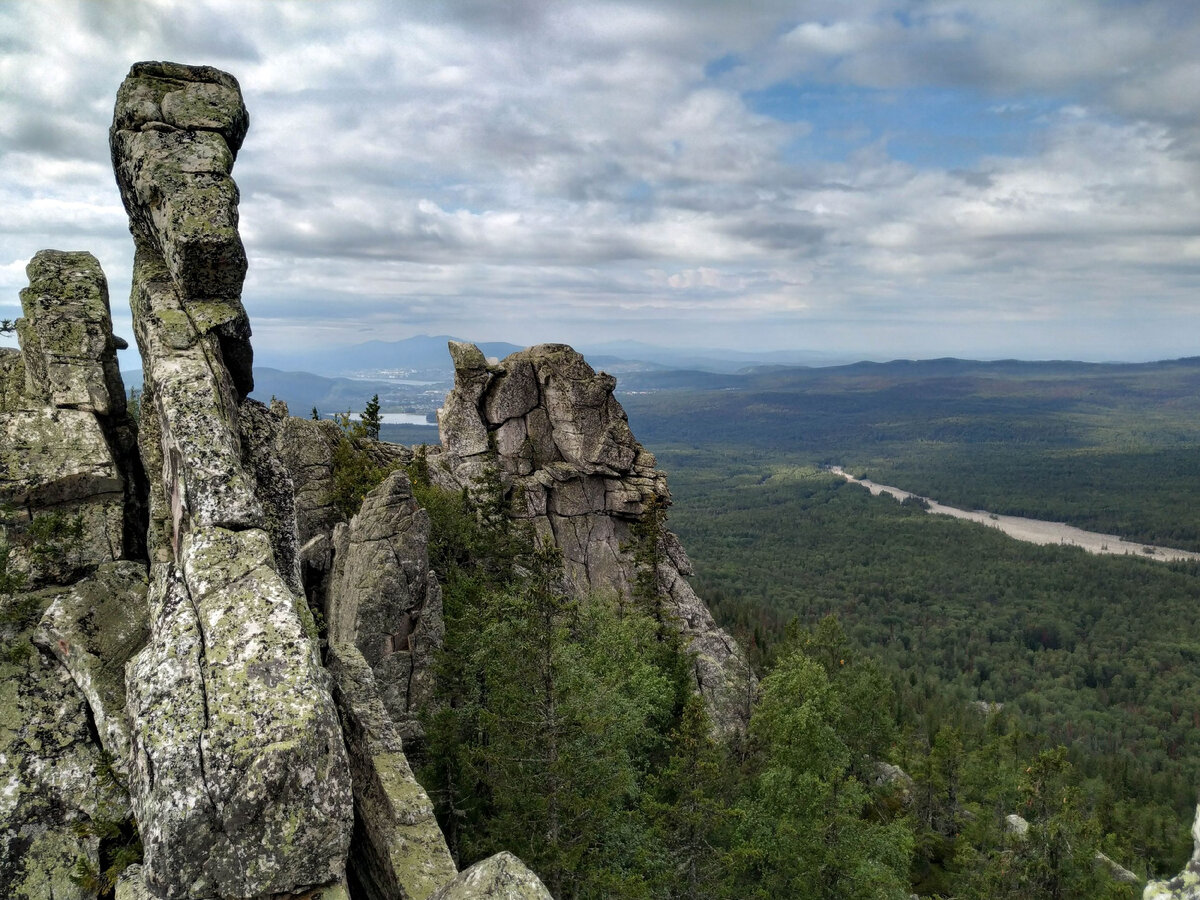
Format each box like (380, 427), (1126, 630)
(362, 393), (382, 440)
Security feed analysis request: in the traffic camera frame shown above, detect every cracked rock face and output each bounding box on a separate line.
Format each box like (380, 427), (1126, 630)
(326, 643), (457, 900)
(328, 471), (444, 743)
(437, 342), (754, 737)
(18, 250), (126, 415)
(112, 61), (355, 898)
(0, 584), (132, 900)
(110, 60), (253, 397)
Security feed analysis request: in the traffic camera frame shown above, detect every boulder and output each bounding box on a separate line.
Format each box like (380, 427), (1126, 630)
(427, 852), (553, 900)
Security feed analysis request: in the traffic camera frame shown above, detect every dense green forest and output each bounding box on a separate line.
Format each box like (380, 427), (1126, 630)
(330, 356), (1200, 896)
(621, 356), (1200, 551)
(659, 457), (1199, 869)
(381, 454), (1153, 898)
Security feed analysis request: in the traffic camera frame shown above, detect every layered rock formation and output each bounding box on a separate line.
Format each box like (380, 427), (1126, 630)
(435, 342), (754, 736)
(1, 250), (146, 900)
(3, 59), (553, 900)
(111, 61), (354, 898)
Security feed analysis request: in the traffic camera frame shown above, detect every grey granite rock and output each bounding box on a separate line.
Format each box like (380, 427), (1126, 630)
(113, 62), (356, 898)
(437, 342), (754, 736)
(239, 398), (303, 594)
(0, 348), (25, 413)
(427, 852), (553, 900)
(33, 561), (149, 780)
(18, 250), (126, 415)
(0, 586), (129, 900)
(327, 643), (457, 900)
(128, 243), (262, 544)
(111, 61), (252, 396)
(127, 542), (354, 899)
(329, 470), (444, 741)
(0, 407), (126, 586)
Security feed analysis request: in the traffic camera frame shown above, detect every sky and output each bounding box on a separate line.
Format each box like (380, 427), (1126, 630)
(2, 0), (1199, 366)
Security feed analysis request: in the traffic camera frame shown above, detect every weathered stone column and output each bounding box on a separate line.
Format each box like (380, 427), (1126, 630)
(111, 61), (354, 898)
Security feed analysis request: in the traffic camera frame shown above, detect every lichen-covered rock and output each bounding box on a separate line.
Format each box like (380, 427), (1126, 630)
(0, 587), (129, 900)
(327, 643), (457, 900)
(33, 561), (149, 778)
(279, 415), (345, 548)
(437, 342), (754, 736)
(328, 470), (444, 741)
(127, 539), (354, 899)
(128, 244), (262, 542)
(427, 852), (553, 900)
(1145, 805), (1200, 899)
(17, 250), (126, 415)
(110, 61), (252, 396)
(239, 399), (303, 594)
(0, 407), (126, 585)
(0, 348), (25, 413)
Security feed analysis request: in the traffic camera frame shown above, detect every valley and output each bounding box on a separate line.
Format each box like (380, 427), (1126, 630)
(830, 466), (1200, 563)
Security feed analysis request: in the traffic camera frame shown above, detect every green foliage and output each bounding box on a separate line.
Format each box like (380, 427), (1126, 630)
(416, 471), (720, 897)
(126, 387), (140, 423)
(624, 493), (669, 624)
(727, 619), (913, 900)
(0, 318), (14, 335)
(69, 816), (142, 899)
(957, 747), (1133, 900)
(311, 405), (320, 421)
(622, 356), (1200, 551)
(656, 451), (1196, 879)
(363, 393), (382, 440)
(327, 404), (398, 519)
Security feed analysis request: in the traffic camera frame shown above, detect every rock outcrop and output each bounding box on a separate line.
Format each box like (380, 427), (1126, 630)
(111, 62), (354, 897)
(428, 853), (553, 900)
(0, 249), (146, 899)
(435, 342), (754, 736)
(328, 471), (444, 743)
(1145, 805), (1200, 899)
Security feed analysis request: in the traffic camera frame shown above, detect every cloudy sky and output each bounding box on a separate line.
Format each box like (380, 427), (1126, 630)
(2, 0), (1199, 366)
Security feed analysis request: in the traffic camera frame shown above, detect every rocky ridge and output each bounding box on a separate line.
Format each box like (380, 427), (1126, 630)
(2, 61), (551, 900)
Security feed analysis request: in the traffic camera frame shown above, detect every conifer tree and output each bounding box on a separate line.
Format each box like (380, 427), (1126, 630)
(362, 393), (382, 440)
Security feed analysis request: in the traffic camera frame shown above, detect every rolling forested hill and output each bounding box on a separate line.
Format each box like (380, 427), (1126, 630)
(617, 357), (1200, 883)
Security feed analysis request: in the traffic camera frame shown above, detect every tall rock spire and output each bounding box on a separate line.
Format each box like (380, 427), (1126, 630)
(110, 62), (354, 898)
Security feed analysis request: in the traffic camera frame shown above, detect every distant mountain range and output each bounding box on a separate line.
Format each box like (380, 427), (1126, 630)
(121, 347), (1200, 427)
(251, 334), (857, 378)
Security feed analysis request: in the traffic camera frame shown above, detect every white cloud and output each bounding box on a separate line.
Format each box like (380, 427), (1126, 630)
(1, 0), (1199, 362)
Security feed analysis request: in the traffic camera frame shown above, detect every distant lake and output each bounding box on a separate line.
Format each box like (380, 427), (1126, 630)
(336, 412), (437, 426)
